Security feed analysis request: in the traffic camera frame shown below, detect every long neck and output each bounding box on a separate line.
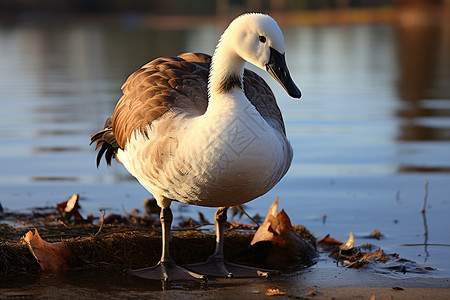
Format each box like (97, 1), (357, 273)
(208, 35), (246, 99)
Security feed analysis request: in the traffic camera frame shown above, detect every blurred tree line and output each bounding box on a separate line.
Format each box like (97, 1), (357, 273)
(1, 0), (447, 18)
(0, 0), (413, 15)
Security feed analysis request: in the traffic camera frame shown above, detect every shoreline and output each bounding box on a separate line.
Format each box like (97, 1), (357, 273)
(1, 217), (448, 298)
(0, 6), (449, 29)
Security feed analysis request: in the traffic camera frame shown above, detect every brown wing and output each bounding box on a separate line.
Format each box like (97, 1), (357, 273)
(92, 52), (286, 165)
(112, 53), (211, 148)
(243, 69), (286, 135)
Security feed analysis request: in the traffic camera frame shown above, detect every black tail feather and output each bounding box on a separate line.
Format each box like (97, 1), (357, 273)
(96, 144), (108, 167)
(90, 117), (120, 167)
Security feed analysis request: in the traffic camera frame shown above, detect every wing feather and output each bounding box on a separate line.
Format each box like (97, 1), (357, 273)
(112, 53), (210, 148)
(93, 52), (286, 165)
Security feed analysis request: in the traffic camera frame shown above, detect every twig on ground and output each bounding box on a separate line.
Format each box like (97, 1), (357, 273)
(237, 206), (260, 227)
(421, 181), (430, 260)
(59, 220), (71, 229)
(173, 223), (212, 231)
(421, 181), (429, 213)
(94, 209), (106, 237)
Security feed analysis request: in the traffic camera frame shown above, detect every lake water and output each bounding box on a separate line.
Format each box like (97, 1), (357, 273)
(0, 16), (449, 278)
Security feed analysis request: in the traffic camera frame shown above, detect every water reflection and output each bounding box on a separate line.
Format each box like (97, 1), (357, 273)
(0, 19), (449, 192)
(0, 15), (449, 275)
(395, 12), (450, 173)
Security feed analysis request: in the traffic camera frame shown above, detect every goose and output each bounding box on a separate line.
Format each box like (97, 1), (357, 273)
(91, 12), (301, 281)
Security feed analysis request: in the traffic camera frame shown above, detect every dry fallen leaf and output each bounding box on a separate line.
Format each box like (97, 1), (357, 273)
(266, 288), (285, 296)
(251, 197), (297, 247)
(363, 249), (388, 262)
(339, 231), (354, 251)
(57, 194), (79, 215)
(325, 231), (436, 275)
(317, 234), (343, 247)
(250, 197), (316, 268)
(227, 221), (258, 230)
(251, 198), (317, 269)
(416, 266), (436, 271)
(22, 228), (71, 272)
(329, 231), (356, 261)
(64, 193), (79, 212)
(57, 193), (90, 224)
(307, 289), (320, 296)
(368, 229), (382, 240)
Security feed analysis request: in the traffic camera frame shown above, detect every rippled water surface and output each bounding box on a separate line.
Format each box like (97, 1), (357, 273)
(1, 18), (449, 277)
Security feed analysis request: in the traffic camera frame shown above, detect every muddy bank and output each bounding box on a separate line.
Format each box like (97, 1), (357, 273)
(1, 203), (448, 299)
(0, 199), (316, 276)
(1, 224), (316, 275)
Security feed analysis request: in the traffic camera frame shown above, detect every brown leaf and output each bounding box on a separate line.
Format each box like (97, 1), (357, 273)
(307, 289), (320, 296)
(329, 232), (355, 260)
(363, 249), (388, 262)
(317, 234), (343, 246)
(266, 288), (285, 296)
(57, 194), (79, 214)
(251, 197), (299, 248)
(57, 194), (89, 224)
(250, 197), (316, 268)
(251, 197), (281, 245)
(65, 193), (79, 212)
(367, 229), (382, 240)
(340, 231), (354, 251)
(227, 221), (257, 230)
(416, 266), (436, 271)
(22, 228), (71, 272)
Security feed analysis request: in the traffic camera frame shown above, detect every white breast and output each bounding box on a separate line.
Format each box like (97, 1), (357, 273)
(117, 91), (292, 208)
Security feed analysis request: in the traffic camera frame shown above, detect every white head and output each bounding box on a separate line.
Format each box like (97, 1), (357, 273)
(226, 13), (284, 70)
(215, 13), (301, 98)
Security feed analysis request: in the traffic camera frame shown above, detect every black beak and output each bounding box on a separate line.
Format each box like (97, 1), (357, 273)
(266, 47), (301, 99)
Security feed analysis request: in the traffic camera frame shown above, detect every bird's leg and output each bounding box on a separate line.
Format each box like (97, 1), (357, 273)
(201, 207), (232, 277)
(124, 207), (205, 282)
(211, 206), (228, 259)
(160, 206), (174, 263)
(185, 207), (273, 278)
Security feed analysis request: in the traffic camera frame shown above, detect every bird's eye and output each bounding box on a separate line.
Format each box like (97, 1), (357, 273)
(259, 35), (266, 43)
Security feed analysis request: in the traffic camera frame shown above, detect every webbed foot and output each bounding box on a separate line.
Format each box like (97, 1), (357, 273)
(185, 257), (277, 278)
(124, 261), (206, 282)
